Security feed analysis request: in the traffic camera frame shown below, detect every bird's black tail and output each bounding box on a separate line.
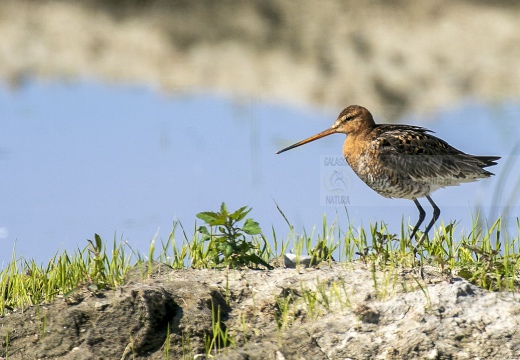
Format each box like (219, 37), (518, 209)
(475, 156), (500, 168)
(473, 155), (500, 176)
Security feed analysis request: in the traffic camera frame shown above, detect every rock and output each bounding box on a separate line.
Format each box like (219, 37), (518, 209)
(284, 253), (313, 268)
(1, 262), (519, 359)
(94, 300), (109, 311)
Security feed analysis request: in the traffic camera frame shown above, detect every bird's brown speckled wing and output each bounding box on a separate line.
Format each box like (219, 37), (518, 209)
(373, 124), (496, 183)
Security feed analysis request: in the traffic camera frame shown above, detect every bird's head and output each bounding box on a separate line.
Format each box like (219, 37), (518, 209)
(332, 105), (375, 135)
(276, 105), (375, 154)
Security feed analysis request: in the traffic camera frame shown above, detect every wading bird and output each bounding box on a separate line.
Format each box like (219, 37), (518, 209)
(277, 105), (500, 249)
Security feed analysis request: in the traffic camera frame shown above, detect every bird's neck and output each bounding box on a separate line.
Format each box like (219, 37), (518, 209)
(342, 129), (372, 169)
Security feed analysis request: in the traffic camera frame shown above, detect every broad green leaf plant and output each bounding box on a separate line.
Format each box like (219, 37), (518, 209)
(197, 203), (273, 269)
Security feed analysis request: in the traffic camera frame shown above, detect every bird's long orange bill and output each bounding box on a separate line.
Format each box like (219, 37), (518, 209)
(276, 127), (337, 154)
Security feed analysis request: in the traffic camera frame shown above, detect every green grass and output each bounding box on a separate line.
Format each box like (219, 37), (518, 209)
(1, 204), (520, 357)
(1, 210), (519, 315)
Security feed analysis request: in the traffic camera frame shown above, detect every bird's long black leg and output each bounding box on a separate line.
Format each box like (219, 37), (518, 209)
(409, 198), (425, 242)
(416, 195), (440, 249)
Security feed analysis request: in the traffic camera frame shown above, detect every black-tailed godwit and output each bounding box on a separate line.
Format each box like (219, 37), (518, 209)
(277, 105), (500, 248)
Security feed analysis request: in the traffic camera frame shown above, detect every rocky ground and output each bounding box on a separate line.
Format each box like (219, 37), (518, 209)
(1, 261), (519, 359)
(1, 0), (520, 119)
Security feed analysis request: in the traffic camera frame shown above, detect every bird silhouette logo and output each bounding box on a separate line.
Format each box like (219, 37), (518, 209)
(323, 169), (350, 193)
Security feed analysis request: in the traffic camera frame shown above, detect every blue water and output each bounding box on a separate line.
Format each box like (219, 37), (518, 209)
(1, 80), (519, 266)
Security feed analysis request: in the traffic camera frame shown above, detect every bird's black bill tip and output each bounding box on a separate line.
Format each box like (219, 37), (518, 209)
(276, 147), (291, 155)
(276, 142), (305, 154)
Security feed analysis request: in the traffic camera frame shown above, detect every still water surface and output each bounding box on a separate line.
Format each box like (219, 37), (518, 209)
(0, 81), (519, 265)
